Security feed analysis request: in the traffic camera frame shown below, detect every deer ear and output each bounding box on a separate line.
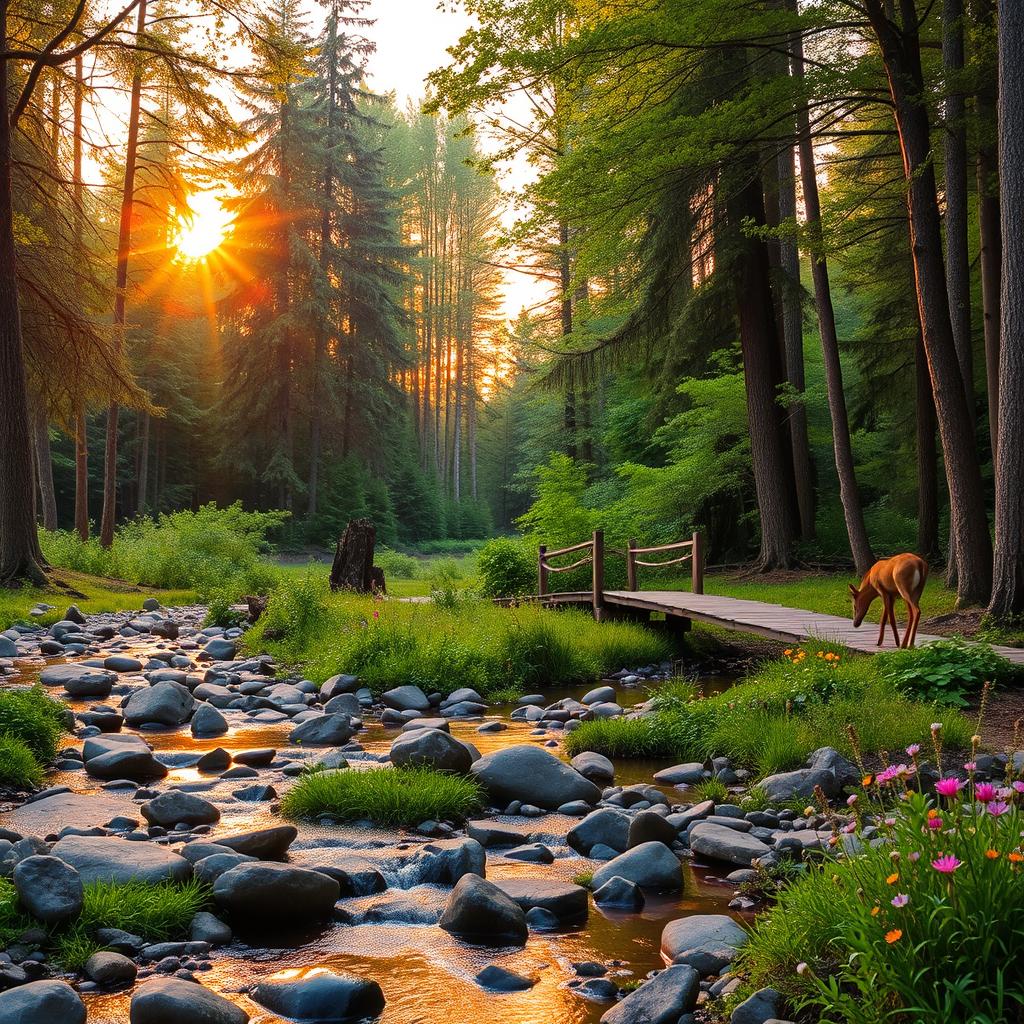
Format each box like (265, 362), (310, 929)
(848, 584), (858, 597)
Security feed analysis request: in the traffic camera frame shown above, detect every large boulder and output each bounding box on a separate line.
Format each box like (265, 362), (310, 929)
(12, 855), (83, 924)
(661, 915), (749, 974)
(83, 734), (167, 782)
(381, 685), (430, 713)
(389, 728), (472, 774)
(214, 826), (297, 860)
(39, 663), (115, 698)
(628, 810), (678, 848)
(807, 747), (860, 787)
(470, 745), (600, 810)
(757, 767), (840, 804)
(570, 751), (615, 784)
(213, 862), (339, 921)
(289, 713), (356, 747)
(438, 874), (528, 945)
(0, 981), (86, 1024)
(202, 637), (238, 661)
(568, 808), (630, 855)
(599, 965), (699, 1024)
(250, 972), (385, 1022)
(84, 950), (138, 987)
(141, 791), (221, 828)
(191, 704), (228, 737)
(494, 879), (588, 925)
(653, 763), (706, 786)
(124, 680), (194, 728)
(689, 822), (772, 867)
(591, 842), (683, 891)
(130, 977), (248, 1024)
(51, 835), (190, 885)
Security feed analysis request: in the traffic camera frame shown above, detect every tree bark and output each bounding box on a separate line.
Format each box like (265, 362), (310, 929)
(865, 0), (992, 606)
(915, 329), (940, 558)
(136, 410), (150, 515)
(73, 54), (88, 542)
(329, 517), (377, 592)
(987, 0), (1024, 619)
(74, 407), (89, 541)
(559, 218), (578, 460)
(100, 0), (148, 548)
(32, 400), (58, 531)
(790, 7), (875, 574)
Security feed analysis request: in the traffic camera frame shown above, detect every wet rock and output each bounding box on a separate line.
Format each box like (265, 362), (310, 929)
(105, 655), (144, 673)
(251, 972), (385, 1022)
(202, 638), (237, 661)
(233, 749), (275, 767)
(576, 978), (619, 1001)
(475, 965), (536, 991)
(439, 874), (528, 945)
(40, 663), (116, 696)
(233, 784), (277, 802)
(402, 837), (486, 885)
(807, 747), (860, 788)
(471, 745), (600, 810)
(525, 906), (560, 930)
(381, 685), (431, 713)
(495, 879), (588, 925)
(570, 751), (615, 784)
(84, 734), (168, 782)
(581, 685), (616, 705)
(124, 681), (194, 728)
(731, 988), (783, 1024)
(96, 927), (145, 953)
(660, 915), (749, 972)
(288, 713), (356, 746)
(591, 842), (682, 891)
(757, 767), (839, 804)
(142, 792), (220, 828)
(400, 717), (450, 733)
(85, 951), (138, 987)
(319, 674), (360, 699)
(653, 763), (706, 786)
(567, 808), (630, 855)
(196, 748), (232, 772)
(600, 965), (699, 1024)
(51, 835), (190, 885)
(465, 821), (533, 848)
(0, 980), (86, 1024)
(130, 977), (248, 1024)
(628, 811), (677, 849)
(291, 851), (386, 896)
(504, 843), (554, 864)
(213, 862), (340, 921)
(593, 875), (644, 910)
(689, 822), (772, 867)
(12, 855), (83, 924)
(323, 693), (362, 716)
(191, 705), (228, 738)
(190, 912), (232, 946)
(335, 891), (443, 926)
(193, 854), (254, 885)
(441, 687), (485, 708)
(215, 826), (297, 860)
(389, 728), (472, 773)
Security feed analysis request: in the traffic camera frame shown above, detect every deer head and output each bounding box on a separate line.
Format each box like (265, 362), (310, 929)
(848, 582), (876, 627)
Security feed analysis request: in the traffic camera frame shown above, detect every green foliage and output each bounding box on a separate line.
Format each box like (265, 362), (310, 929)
(0, 685), (66, 763)
(572, 869), (595, 889)
(0, 737), (44, 789)
(0, 878), (33, 948)
(690, 777), (729, 803)
(476, 536), (536, 598)
(40, 503), (287, 600)
(374, 546), (419, 580)
(563, 716), (680, 760)
(874, 637), (1018, 707)
(281, 766), (484, 827)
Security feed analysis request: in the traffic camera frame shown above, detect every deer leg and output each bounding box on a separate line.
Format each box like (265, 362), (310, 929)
(877, 604), (887, 647)
(882, 597), (900, 647)
(906, 604), (920, 648)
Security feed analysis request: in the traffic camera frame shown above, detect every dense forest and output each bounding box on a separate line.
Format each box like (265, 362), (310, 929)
(0, 0), (1022, 618)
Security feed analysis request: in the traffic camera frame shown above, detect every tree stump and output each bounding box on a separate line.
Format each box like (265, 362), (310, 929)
(329, 518), (379, 593)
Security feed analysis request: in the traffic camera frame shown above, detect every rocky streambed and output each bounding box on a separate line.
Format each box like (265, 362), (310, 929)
(0, 601), (847, 1024)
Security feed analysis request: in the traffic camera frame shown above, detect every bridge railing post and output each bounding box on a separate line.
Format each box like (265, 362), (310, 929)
(691, 530), (704, 594)
(626, 538), (637, 591)
(592, 529), (604, 617)
(538, 545), (548, 599)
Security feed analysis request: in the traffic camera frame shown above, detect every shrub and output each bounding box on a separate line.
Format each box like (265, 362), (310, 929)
(374, 546), (419, 580)
(0, 685), (66, 763)
(874, 637), (1018, 707)
(0, 737), (43, 789)
(281, 766), (484, 828)
(690, 778), (729, 803)
(476, 537), (536, 598)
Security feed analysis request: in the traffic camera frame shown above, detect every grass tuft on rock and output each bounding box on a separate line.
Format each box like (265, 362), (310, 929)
(281, 765), (485, 828)
(0, 736), (44, 789)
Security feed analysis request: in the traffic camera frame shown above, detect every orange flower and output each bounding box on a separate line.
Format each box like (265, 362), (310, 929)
(870, 906), (880, 917)
(986, 849), (1001, 860)
(885, 929), (903, 944)
(1009, 852), (1023, 863)
(927, 808), (939, 819)
(886, 872), (899, 885)
(863, 775), (873, 787)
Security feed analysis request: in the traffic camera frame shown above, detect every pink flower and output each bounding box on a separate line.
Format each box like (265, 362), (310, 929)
(975, 782), (997, 803)
(935, 777), (964, 798)
(842, 821), (856, 833)
(1013, 781), (1024, 795)
(988, 801), (1011, 817)
(964, 761), (977, 773)
(373, 610), (380, 620)
(932, 855), (962, 874)
(847, 794), (858, 806)
(906, 744), (921, 757)
(891, 893), (909, 908)
(927, 817), (944, 830)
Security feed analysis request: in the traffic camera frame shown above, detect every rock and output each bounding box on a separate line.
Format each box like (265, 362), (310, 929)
(439, 874), (528, 945)
(475, 965), (536, 991)
(130, 977), (249, 1024)
(250, 972), (385, 1022)
(213, 863), (339, 921)
(191, 705), (228, 738)
(190, 912), (232, 945)
(570, 751), (615, 784)
(653, 763), (706, 786)
(85, 951), (138, 987)
(214, 826), (297, 860)
(124, 681), (194, 728)
(581, 685), (616, 705)
(51, 835), (190, 885)
(6, 790), (131, 834)
(381, 685), (431, 713)
(197, 748), (232, 772)
(84, 735), (168, 782)
(731, 988), (783, 1024)
(40, 663), (116, 698)
(320, 674), (360, 700)
(142, 598), (162, 611)
(660, 915), (749, 970)
(105, 655), (144, 673)
(593, 875), (645, 909)
(0, 980), (86, 1024)
(689, 822), (772, 867)
(0, 635), (17, 658)
(568, 808), (631, 855)
(757, 767), (840, 804)
(289, 714), (356, 746)
(495, 879), (588, 925)
(202, 638), (237, 661)
(591, 842), (682, 891)
(628, 810), (678, 848)
(599, 965), (700, 1024)
(12, 855), (83, 924)
(504, 843), (553, 863)
(441, 687), (485, 708)
(471, 745), (600, 810)
(401, 837), (486, 886)
(193, 854), (253, 885)
(389, 728), (472, 774)
(233, 749), (275, 767)
(142, 792), (220, 828)
(323, 693), (362, 716)
(807, 746), (860, 787)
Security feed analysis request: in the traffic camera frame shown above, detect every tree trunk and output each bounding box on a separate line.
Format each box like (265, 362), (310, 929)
(865, 0), (992, 605)
(988, 0), (1024, 619)
(72, 55), (88, 542)
(100, 0), (148, 548)
(790, 7), (875, 574)
(32, 400), (58, 531)
(74, 406), (89, 541)
(915, 329), (940, 558)
(136, 410), (150, 515)
(0, 1), (47, 583)
(558, 219), (577, 460)
(329, 517), (377, 592)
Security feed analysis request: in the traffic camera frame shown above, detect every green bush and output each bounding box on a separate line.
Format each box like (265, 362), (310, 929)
(0, 685), (66, 763)
(874, 637), (1018, 707)
(476, 537), (536, 598)
(40, 502), (287, 600)
(690, 778), (729, 803)
(0, 737), (43, 789)
(374, 546), (419, 580)
(281, 766), (484, 827)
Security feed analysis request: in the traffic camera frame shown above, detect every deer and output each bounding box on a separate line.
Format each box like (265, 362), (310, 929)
(848, 553), (929, 649)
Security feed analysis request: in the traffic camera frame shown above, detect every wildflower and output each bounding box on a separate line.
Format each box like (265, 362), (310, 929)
(803, 806), (815, 817)
(986, 849), (1001, 859)
(975, 782), (997, 803)
(842, 821), (856, 834)
(1009, 852), (1023, 863)
(988, 801), (1011, 817)
(934, 777), (964, 798)
(373, 610), (380, 621)
(927, 808), (939, 818)
(862, 774), (873, 788)
(931, 855), (962, 874)
(908, 851), (921, 862)
(885, 929), (902, 944)
(931, 723), (943, 733)
(885, 817), (897, 827)
(886, 872), (899, 885)
(891, 893), (909, 908)
(870, 906), (880, 916)
(847, 794), (858, 806)
(971, 734), (982, 747)
(906, 743), (921, 757)
(796, 962), (809, 976)
(784, 649), (792, 656)
(927, 817), (943, 830)
(1012, 781), (1024, 795)
(964, 761), (977, 773)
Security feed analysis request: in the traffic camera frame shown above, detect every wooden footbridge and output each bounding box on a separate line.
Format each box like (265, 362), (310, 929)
(536, 531), (1024, 663)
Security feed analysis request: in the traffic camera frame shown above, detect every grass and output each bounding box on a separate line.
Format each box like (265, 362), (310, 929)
(0, 878), (33, 947)
(572, 869), (595, 889)
(280, 765), (485, 827)
(0, 685), (67, 762)
(247, 570), (672, 699)
(0, 737), (44, 789)
(690, 778), (729, 803)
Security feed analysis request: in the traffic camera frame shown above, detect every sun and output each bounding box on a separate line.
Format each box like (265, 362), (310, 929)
(173, 191), (233, 262)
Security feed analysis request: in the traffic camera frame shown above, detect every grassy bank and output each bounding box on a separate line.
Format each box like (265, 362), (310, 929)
(246, 571), (672, 699)
(0, 686), (68, 788)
